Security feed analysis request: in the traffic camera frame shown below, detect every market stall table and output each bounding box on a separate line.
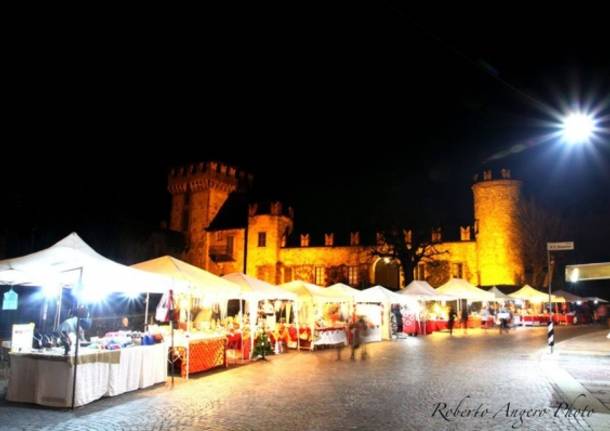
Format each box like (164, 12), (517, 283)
(312, 327), (347, 349)
(173, 335), (226, 377)
(7, 342), (167, 408)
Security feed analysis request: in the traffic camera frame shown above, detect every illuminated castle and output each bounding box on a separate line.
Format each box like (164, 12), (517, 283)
(167, 162), (524, 289)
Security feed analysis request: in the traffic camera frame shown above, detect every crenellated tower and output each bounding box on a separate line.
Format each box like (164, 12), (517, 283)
(168, 161), (252, 268)
(472, 168), (524, 286)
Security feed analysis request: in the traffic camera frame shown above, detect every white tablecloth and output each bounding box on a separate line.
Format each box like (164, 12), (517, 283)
(313, 328), (347, 347)
(8, 343), (167, 407)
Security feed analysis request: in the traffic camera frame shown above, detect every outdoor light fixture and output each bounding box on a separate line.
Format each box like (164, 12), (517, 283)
(561, 112), (597, 144)
(569, 267), (580, 283)
(122, 290), (141, 300)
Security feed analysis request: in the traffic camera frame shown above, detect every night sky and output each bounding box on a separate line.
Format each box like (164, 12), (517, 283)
(3, 6), (609, 272)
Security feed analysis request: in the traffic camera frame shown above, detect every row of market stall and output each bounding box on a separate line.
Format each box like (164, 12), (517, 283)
(1, 233), (605, 409)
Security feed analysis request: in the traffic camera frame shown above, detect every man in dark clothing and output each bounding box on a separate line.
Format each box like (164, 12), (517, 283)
(461, 308), (469, 334)
(448, 308), (456, 335)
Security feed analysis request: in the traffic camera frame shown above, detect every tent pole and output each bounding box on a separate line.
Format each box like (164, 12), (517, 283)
(144, 291), (150, 331)
(54, 286), (64, 331)
(296, 300), (300, 351)
(239, 297), (243, 363)
(71, 267), (84, 410)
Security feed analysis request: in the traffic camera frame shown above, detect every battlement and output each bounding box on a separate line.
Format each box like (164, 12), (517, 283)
(473, 168), (515, 183)
(168, 161), (253, 194)
(248, 201), (294, 219)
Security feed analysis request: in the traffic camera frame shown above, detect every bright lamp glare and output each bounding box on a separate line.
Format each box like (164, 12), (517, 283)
(122, 291), (141, 300)
(42, 284), (60, 299)
(80, 288), (107, 304)
(562, 113), (595, 144)
(569, 268), (580, 283)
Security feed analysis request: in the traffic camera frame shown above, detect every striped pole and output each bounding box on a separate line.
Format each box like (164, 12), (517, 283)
(547, 248), (554, 354)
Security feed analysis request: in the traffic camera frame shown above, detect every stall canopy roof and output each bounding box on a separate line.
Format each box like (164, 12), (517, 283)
(359, 285), (414, 305)
(551, 289), (584, 303)
(508, 285), (565, 303)
(326, 283), (363, 301)
(0, 232), (179, 295)
(488, 286), (511, 300)
(436, 278), (496, 301)
(399, 280), (457, 301)
(222, 273), (296, 301)
(132, 256), (241, 299)
(282, 281), (350, 302)
(586, 296), (608, 303)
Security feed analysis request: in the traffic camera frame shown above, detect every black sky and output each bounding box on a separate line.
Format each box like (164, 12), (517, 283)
(3, 5), (609, 265)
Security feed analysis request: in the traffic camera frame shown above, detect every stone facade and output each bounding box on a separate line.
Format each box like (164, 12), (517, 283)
(168, 164), (524, 288)
(472, 171), (524, 286)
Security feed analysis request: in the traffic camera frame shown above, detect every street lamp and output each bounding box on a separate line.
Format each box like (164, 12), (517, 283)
(560, 112), (597, 144)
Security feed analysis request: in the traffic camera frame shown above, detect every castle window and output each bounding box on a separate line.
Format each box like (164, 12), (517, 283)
(314, 266), (325, 286)
(258, 232), (267, 247)
(451, 262), (463, 279)
(348, 266), (359, 286)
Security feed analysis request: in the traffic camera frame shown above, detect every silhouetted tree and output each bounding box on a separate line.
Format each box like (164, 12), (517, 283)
(518, 198), (567, 288)
(371, 226), (447, 287)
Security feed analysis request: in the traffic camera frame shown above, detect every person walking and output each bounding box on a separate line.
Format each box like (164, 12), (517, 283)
(461, 307), (469, 334)
(448, 308), (456, 336)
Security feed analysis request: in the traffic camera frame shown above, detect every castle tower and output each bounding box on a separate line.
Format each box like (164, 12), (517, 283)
(472, 168), (524, 286)
(246, 201), (294, 284)
(168, 162), (252, 269)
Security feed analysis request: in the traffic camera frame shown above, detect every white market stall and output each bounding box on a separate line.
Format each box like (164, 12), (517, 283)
(358, 285), (416, 341)
(435, 278), (497, 328)
(398, 280), (456, 335)
(132, 256), (243, 376)
(281, 280), (351, 349)
(223, 273), (297, 356)
(0, 233), (177, 408)
(509, 285), (566, 326)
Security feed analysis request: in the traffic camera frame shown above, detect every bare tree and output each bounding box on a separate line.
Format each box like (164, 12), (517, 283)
(371, 226), (447, 287)
(518, 198), (567, 288)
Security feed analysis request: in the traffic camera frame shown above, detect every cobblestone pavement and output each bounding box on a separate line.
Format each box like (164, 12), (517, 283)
(0, 326), (608, 431)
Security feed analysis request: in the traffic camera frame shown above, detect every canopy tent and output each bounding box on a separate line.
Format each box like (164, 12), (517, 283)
(327, 283), (362, 301)
(132, 256), (243, 334)
(282, 281), (350, 303)
(359, 285), (414, 305)
(132, 256), (241, 300)
(222, 273), (296, 301)
(586, 297), (608, 303)
(508, 285), (565, 303)
(488, 286), (511, 301)
(399, 280), (456, 301)
(436, 278), (495, 302)
(552, 289), (585, 303)
(0, 233), (180, 296)
(358, 285), (416, 340)
(223, 273), (297, 356)
(281, 280), (350, 344)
